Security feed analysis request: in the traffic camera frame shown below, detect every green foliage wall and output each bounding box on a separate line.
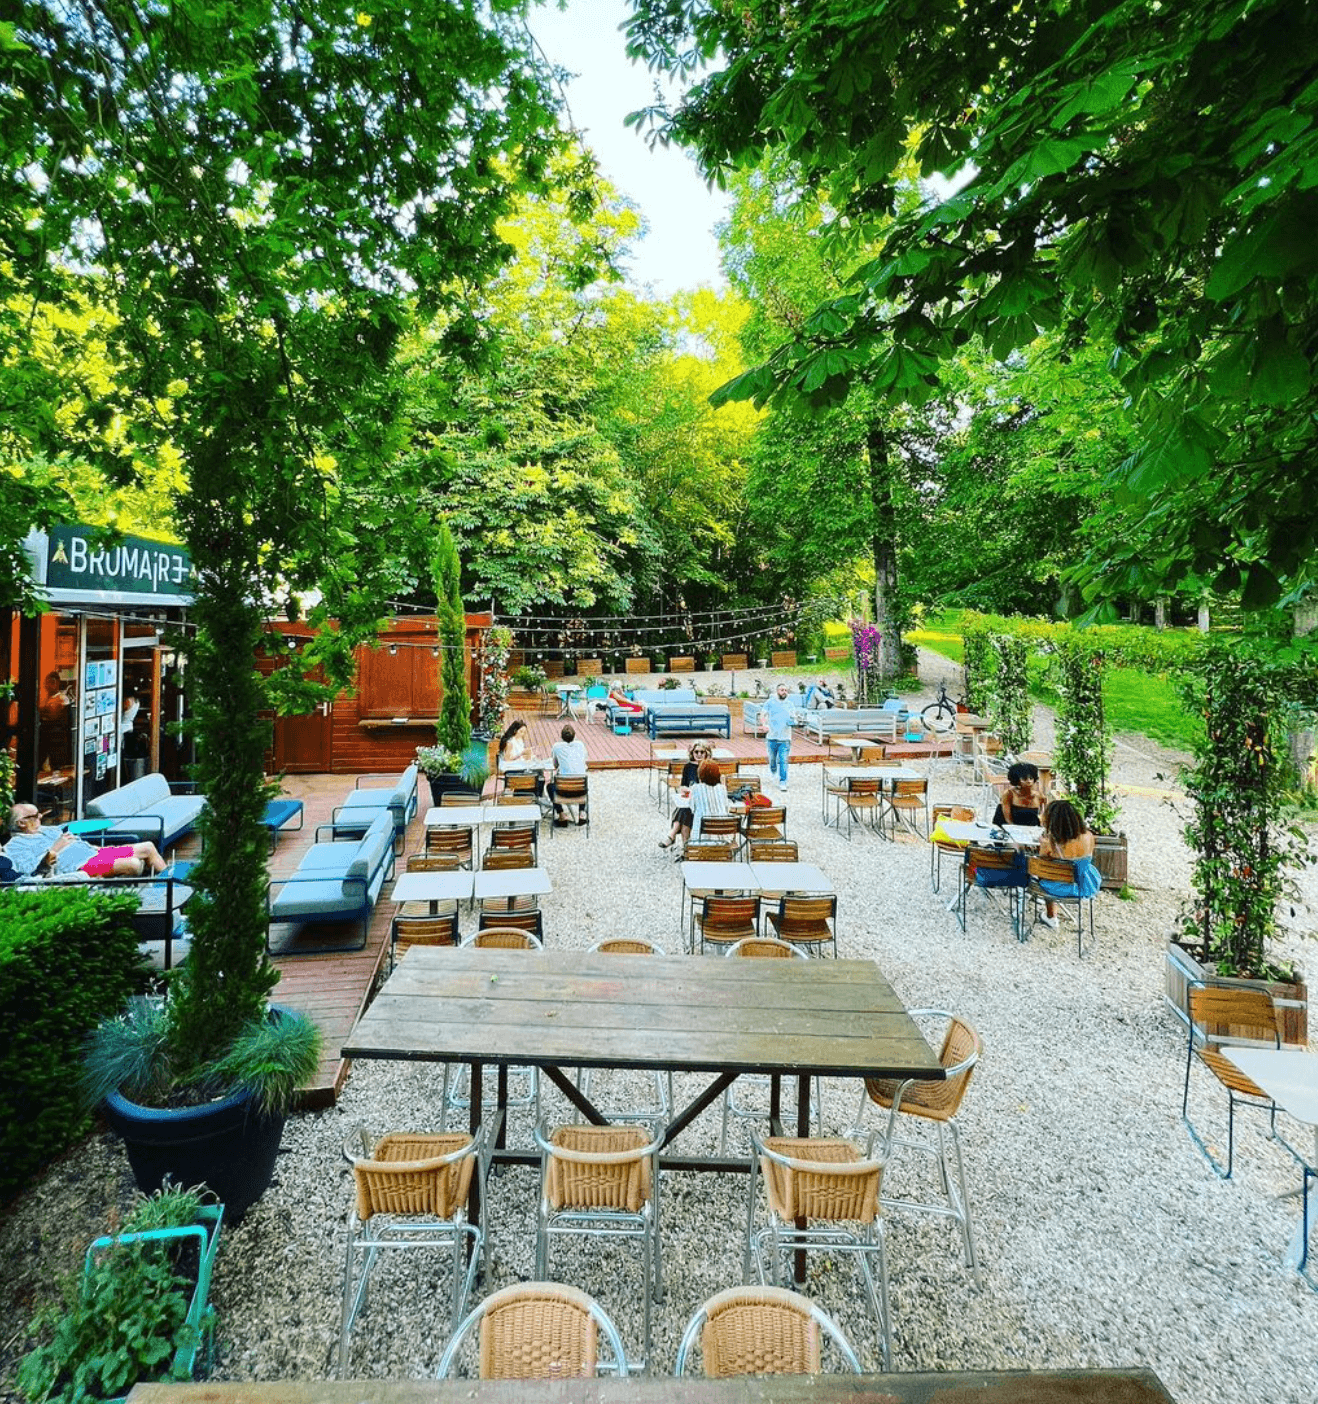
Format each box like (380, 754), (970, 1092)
(434, 521), (471, 757)
(0, 888), (141, 1201)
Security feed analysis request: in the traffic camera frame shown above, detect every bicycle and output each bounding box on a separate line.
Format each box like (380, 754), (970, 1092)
(921, 678), (968, 732)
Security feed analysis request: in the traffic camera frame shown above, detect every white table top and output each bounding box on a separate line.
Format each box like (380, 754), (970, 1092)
(499, 758), (552, 773)
(1223, 1048), (1318, 1127)
(473, 867), (554, 899)
(423, 804), (542, 827)
(391, 871), (474, 903)
(938, 819), (1042, 848)
(748, 862), (832, 892)
(679, 860), (756, 891)
(824, 765), (924, 783)
(831, 735), (885, 750)
(653, 747), (734, 762)
(556, 683), (582, 694)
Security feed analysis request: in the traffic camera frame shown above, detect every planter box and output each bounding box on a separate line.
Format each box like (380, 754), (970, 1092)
(575, 658), (603, 677)
(771, 651), (797, 668)
(625, 657), (650, 675)
(88, 1203), (223, 1401)
(721, 653), (749, 671)
(543, 659), (565, 679)
(1092, 832), (1128, 891)
(507, 688), (542, 711)
(668, 656), (695, 672)
(824, 647), (850, 662)
(1164, 939), (1308, 1049)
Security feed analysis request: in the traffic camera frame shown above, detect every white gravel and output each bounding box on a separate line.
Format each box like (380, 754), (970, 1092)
(3, 688), (1316, 1401)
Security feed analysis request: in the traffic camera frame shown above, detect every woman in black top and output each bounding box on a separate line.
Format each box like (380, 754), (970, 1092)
(992, 761), (1044, 827)
(659, 741), (713, 850)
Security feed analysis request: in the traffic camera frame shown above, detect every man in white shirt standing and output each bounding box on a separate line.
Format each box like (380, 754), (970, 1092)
(758, 682), (795, 792)
(550, 724), (589, 827)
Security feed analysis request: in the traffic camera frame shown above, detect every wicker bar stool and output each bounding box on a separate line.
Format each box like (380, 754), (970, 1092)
(534, 1121), (664, 1372)
(852, 1008), (984, 1287)
(675, 1285), (861, 1377)
(437, 1281), (628, 1379)
(339, 1125), (486, 1377)
(745, 1131), (892, 1370)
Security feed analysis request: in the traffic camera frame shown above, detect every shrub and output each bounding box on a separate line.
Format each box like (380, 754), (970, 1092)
(0, 887), (142, 1201)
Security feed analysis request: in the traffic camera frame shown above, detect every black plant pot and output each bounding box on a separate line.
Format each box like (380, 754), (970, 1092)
(427, 771), (480, 808)
(102, 1083), (285, 1221)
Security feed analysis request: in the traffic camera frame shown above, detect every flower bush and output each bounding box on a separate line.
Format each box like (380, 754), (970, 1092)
(849, 619), (883, 705)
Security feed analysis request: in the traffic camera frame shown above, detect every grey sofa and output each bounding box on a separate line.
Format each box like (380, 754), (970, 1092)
(266, 810), (395, 952)
(85, 772), (206, 850)
(799, 709), (900, 742)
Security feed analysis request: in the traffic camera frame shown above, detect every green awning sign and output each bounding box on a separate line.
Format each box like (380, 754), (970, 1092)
(29, 526), (195, 606)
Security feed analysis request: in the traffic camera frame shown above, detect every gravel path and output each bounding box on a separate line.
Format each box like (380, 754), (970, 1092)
(3, 660), (1316, 1400)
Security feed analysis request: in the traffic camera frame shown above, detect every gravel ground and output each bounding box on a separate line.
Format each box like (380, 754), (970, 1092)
(3, 672), (1316, 1400)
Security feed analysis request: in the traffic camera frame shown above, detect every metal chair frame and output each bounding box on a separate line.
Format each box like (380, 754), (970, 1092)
(1182, 982), (1280, 1179)
(534, 1121), (664, 1373)
(929, 804), (975, 894)
(1023, 855), (1097, 955)
(551, 774), (590, 836)
(674, 1285), (862, 1377)
(955, 845), (1026, 936)
(744, 1131), (892, 1371)
(851, 1008), (984, 1288)
(437, 1281), (629, 1379)
(693, 893), (760, 955)
(581, 939), (673, 1121)
(340, 1125), (486, 1377)
(882, 777), (929, 842)
(765, 893), (838, 959)
(834, 776), (883, 840)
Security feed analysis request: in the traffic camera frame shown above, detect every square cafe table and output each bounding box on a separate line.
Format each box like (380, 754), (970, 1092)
(821, 764), (923, 825)
(343, 948), (944, 1235)
(472, 866), (553, 902)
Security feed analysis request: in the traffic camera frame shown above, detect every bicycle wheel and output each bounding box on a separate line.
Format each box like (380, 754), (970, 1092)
(921, 699), (957, 733)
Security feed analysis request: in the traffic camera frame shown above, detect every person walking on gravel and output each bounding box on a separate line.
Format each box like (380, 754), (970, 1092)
(758, 682), (795, 792)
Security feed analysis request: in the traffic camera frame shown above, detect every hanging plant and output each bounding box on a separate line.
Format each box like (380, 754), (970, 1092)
(848, 619), (883, 706)
(475, 625), (512, 736)
(1050, 638), (1118, 834)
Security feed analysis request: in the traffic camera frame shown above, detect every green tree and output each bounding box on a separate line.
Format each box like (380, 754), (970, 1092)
(3, 1), (560, 1078)
(433, 519), (471, 758)
(625, 0), (1318, 611)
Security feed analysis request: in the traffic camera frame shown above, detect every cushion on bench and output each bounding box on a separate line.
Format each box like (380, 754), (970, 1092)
(85, 772), (206, 848)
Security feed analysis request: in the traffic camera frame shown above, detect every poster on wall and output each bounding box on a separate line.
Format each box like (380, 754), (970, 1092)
(94, 688), (114, 715)
(83, 719), (98, 741)
(83, 692), (97, 718)
(85, 662), (97, 691)
(99, 713), (115, 734)
(102, 660), (117, 687)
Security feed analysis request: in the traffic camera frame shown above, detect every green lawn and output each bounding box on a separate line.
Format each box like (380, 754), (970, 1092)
(908, 608), (1201, 752)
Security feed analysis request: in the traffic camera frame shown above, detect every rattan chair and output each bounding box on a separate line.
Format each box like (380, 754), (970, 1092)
(437, 1281), (628, 1379)
(720, 940), (820, 1152)
(1023, 855), (1097, 954)
(693, 894), (760, 954)
(581, 939), (672, 1120)
(1182, 983), (1280, 1178)
(765, 894), (838, 958)
(956, 845), (1026, 936)
(744, 1131), (892, 1370)
(675, 1285), (862, 1377)
(929, 805), (975, 893)
(534, 1122), (664, 1371)
(340, 1125), (485, 1377)
(852, 1009), (984, 1287)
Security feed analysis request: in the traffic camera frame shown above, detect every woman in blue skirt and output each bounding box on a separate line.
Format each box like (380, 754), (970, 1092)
(1036, 799), (1102, 927)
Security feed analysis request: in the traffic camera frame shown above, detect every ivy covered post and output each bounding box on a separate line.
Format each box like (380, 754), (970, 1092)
(961, 619), (992, 715)
(434, 521), (472, 760)
(1179, 645), (1312, 979)
(476, 625), (513, 738)
(988, 633), (1032, 756)
(1050, 638), (1118, 835)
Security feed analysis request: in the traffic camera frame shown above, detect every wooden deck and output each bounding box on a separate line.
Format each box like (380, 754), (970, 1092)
(260, 714), (952, 1108)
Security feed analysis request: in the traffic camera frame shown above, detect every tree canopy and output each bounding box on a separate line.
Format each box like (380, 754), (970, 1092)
(625, 0), (1318, 612)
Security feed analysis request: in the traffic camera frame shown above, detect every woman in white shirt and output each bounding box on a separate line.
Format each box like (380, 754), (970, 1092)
(688, 759), (730, 842)
(498, 719), (543, 795)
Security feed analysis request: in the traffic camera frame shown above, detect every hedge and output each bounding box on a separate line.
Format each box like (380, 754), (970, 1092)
(0, 887), (143, 1203)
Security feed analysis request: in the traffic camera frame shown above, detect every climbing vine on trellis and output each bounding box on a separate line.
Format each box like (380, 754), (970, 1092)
(1179, 645), (1313, 979)
(961, 624), (991, 715)
(1049, 639), (1117, 834)
(989, 634), (1032, 756)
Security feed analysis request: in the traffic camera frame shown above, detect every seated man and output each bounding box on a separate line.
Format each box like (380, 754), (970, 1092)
(549, 724), (589, 827)
(4, 803), (167, 879)
(805, 676), (836, 709)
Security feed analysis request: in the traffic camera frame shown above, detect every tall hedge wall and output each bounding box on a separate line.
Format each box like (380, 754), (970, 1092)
(0, 887), (142, 1203)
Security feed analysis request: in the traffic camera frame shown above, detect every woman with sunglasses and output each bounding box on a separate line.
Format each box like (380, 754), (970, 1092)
(659, 741), (712, 852)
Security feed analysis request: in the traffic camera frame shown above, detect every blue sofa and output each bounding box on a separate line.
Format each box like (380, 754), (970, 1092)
(266, 810), (395, 952)
(85, 772), (206, 850)
(646, 704), (731, 739)
(326, 765), (418, 851)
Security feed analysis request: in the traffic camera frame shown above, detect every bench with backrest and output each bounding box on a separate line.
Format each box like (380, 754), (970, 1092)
(742, 697), (808, 734)
(266, 810), (395, 952)
(84, 772), (206, 851)
(325, 764), (418, 852)
(647, 704), (731, 739)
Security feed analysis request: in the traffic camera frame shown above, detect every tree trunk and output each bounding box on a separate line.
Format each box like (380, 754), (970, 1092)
(865, 423), (901, 681)
(1294, 601), (1318, 638)
(1154, 597), (1169, 630)
(1197, 601), (1211, 632)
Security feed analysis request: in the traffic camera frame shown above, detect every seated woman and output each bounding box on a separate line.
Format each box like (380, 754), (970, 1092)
(688, 758), (731, 842)
(1035, 798), (1102, 928)
(4, 803), (166, 879)
(498, 719), (544, 796)
(659, 742), (712, 851)
(991, 761), (1045, 827)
